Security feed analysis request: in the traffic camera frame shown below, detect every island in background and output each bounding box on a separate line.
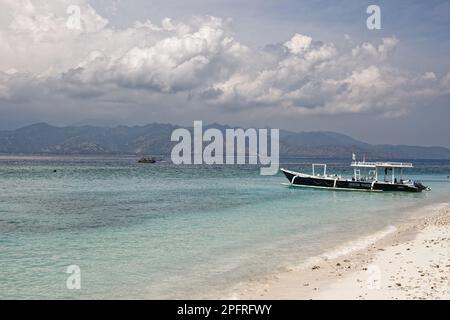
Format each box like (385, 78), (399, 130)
(1, 122), (450, 159)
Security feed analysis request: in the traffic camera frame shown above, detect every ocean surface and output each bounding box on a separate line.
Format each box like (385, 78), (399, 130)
(1, 155), (450, 299)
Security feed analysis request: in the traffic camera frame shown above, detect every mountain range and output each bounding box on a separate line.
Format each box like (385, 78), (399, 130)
(1, 122), (450, 159)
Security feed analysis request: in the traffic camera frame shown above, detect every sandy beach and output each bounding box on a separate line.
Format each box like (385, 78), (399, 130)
(239, 203), (450, 300)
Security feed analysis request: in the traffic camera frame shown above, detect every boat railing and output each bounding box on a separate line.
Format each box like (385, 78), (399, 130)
(312, 163), (327, 176)
(351, 161), (413, 168)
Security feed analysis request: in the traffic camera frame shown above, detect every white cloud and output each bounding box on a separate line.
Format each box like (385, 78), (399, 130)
(423, 72), (437, 81)
(0, 0), (448, 122)
(284, 33), (312, 54)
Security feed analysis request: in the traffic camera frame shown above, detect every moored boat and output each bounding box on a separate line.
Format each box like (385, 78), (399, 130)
(281, 155), (429, 192)
(138, 157), (157, 163)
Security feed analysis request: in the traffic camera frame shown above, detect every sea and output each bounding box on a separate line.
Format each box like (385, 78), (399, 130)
(1, 155), (449, 299)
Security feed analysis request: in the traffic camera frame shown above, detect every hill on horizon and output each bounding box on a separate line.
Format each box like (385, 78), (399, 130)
(1, 122), (450, 160)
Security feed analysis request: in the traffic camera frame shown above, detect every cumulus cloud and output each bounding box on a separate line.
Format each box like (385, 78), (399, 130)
(284, 33), (313, 54)
(0, 0), (448, 123)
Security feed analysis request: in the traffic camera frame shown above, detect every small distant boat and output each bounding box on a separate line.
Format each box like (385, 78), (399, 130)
(281, 154), (429, 193)
(138, 157), (157, 164)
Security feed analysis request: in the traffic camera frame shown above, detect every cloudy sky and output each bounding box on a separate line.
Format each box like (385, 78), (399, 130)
(1, 0), (450, 146)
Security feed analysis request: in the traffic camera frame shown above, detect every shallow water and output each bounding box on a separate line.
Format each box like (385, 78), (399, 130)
(1, 155), (449, 299)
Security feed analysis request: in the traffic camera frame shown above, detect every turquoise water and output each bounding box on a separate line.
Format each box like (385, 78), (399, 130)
(1, 155), (450, 299)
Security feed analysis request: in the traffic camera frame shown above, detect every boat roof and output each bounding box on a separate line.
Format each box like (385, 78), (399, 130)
(351, 161), (413, 168)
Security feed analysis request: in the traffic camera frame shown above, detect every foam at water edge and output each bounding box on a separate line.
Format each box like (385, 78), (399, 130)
(419, 202), (449, 213)
(321, 225), (397, 260)
(405, 201), (449, 220)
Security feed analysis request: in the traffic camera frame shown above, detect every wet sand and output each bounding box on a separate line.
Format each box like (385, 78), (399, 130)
(239, 203), (450, 300)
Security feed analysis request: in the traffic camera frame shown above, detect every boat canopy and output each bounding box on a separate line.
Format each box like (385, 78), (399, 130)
(351, 161), (413, 168)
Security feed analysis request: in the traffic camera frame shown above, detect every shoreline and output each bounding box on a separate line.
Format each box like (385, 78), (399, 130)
(237, 202), (450, 300)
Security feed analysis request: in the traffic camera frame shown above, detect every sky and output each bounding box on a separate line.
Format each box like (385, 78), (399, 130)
(0, 0), (450, 146)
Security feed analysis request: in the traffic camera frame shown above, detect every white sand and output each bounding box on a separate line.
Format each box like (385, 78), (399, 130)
(239, 204), (450, 300)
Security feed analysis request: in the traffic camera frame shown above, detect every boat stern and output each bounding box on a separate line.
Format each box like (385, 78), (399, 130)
(414, 181), (430, 192)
